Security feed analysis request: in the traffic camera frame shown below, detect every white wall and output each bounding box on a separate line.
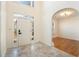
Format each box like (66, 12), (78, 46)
(0, 2), (1, 56)
(6, 1), (42, 48)
(40, 1), (79, 46)
(53, 19), (60, 37)
(59, 16), (79, 41)
(1, 2), (6, 56)
(2, 1), (79, 51)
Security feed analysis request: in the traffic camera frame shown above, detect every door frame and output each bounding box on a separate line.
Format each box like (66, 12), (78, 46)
(13, 14), (34, 48)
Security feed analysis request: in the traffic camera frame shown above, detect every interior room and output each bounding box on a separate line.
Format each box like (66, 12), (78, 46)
(0, 1), (79, 57)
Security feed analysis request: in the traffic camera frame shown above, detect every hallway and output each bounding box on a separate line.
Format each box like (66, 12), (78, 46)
(0, 1), (79, 57)
(5, 42), (73, 57)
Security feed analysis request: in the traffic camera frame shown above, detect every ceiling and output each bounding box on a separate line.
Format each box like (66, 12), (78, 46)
(53, 8), (78, 19)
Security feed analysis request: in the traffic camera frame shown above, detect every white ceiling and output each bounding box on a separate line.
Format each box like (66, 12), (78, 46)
(53, 8), (78, 19)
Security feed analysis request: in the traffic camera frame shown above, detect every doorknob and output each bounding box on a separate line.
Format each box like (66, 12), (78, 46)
(14, 40), (17, 43)
(18, 29), (22, 35)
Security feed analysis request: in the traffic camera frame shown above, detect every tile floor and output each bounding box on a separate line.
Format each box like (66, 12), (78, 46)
(5, 42), (74, 57)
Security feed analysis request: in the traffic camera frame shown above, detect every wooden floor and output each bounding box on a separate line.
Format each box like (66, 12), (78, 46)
(53, 37), (79, 56)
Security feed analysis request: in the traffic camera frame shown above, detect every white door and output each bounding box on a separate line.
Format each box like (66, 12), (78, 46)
(17, 18), (32, 47)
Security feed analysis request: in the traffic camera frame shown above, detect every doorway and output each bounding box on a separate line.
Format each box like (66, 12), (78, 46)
(52, 8), (79, 56)
(13, 14), (34, 48)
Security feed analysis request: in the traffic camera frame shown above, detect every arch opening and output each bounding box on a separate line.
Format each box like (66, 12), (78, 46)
(53, 8), (79, 20)
(52, 8), (79, 56)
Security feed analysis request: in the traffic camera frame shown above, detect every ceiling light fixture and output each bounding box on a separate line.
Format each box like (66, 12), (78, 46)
(60, 11), (73, 16)
(53, 8), (78, 19)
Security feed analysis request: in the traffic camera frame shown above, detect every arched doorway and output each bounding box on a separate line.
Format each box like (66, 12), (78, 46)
(52, 8), (79, 56)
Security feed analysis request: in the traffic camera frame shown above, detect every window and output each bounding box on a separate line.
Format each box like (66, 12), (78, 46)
(20, 1), (34, 7)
